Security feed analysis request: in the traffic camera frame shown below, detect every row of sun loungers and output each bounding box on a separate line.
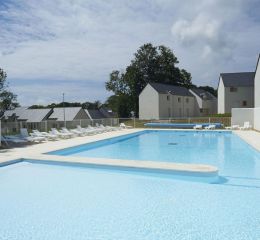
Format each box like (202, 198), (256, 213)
(1, 123), (132, 147)
(225, 122), (252, 130)
(193, 121), (252, 131)
(193, 124), (217, 130)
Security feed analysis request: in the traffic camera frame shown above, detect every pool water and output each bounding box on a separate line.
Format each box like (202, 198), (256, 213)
(0, 161), (260, 240)
(50, 130), (260, 180)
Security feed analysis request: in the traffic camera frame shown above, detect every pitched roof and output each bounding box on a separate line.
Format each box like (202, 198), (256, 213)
(220, 72), (255, 87)
(149, 83), (193, 97)
(87, 109), (105, 119)
(48, 107), (82, 121)
(190, 88), (216, 100)
(2, 107), (52, 122)
(19, 109), (52, 122)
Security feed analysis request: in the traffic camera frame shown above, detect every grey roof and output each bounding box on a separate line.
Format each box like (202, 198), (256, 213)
(2, 107), (52, 122)
(48, 107), (82, 121)
(190, 88), (216, 100)
(149, 83), (194, 97)
(87, 109), (106, 119)
(220, 72), (255, 87)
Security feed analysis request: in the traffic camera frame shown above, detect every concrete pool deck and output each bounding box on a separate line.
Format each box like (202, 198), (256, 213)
(1, 128), (260, 180)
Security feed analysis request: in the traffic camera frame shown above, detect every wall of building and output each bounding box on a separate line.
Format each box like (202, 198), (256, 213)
(231, 108), (254, 126)
(74, 109), (90, 120)
(139, 84), (159, 119)
(224, 86), (254, 113)
(255, 57), (260, 108)
(218, 78), (225, 113)
(158, 94), (195, 118)
(254, 108), (260, 131)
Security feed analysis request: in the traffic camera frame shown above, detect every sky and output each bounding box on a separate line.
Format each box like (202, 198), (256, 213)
(0, 0), (260, 106)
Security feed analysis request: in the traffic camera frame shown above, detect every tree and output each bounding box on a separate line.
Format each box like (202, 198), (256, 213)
(0, 68), (19, 112)
(105, 43), (192, 117)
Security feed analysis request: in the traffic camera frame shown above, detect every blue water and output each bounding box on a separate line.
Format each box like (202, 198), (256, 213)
(0, 161), (259, 240)
(50, 130), (260, 180)
(1, 130), (260, 239)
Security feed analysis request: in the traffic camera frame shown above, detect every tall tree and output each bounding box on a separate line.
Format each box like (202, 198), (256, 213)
(0, 68), (19, 112)
(105, 43), (192, 117)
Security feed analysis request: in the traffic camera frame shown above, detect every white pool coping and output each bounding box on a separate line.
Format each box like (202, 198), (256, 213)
(0, 128), (220, 181)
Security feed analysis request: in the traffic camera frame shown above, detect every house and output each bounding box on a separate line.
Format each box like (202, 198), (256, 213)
(48, 107), (89, 121)
(85, 107), (116, 120)
(230, 54), (260, 130)
(189, 88), (217, 116)
(254, 54), (260, 130)
(1, 107), (53, 122)
(139, 83), (217, 119)
(217, 72), (255, 114)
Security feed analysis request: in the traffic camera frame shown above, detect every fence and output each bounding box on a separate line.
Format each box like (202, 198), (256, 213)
(0, 117), (231, 136)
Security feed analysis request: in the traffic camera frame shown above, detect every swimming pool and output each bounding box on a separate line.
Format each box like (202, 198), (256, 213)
(0, 160), (259, 240)
(1, 130), (260, 239)
(49, 130), (260, 179)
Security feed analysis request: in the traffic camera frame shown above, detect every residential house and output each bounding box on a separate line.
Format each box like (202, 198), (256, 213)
(218, 72), (255, 114)
(189, 88), (217, 116)
(139, 83), (217, 119)
(254, 54), (260, 130)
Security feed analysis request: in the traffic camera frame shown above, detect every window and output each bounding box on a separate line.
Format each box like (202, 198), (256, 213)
(178, 97), (181, 103)
(200, 109), (203, 113)
(186, 98), (189, 103)
(167, 95), (170, 101)
(242, 100), (247, 107)
(230, 87), (237, 92)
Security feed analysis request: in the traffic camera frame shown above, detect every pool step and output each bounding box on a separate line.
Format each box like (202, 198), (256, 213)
(23, 154), (219, 183)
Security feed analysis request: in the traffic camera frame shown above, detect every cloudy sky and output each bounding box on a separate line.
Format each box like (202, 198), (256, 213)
(0, 0), (259, 106)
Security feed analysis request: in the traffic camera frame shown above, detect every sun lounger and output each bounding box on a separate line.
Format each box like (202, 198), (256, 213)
(50, 128), (72, 139)
(239, 122), (252, 130)
(193, 124), (203, 130)
(225, 125), (239, 130)
(204, 124), (216, 130)
(76, 126), (97, 135)
(20, 128), (46, 142)
(119, 123), (132, 129)
(61, 127), (84, 137)
(88, 125), (104, 134)
(32, 130), (59, 140)
(1, 136), (29, 147)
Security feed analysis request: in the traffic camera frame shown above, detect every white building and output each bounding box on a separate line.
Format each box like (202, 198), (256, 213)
(231, 54), (260, 130)
(217, 72), (255, 114)
(139, 83), (217, 119)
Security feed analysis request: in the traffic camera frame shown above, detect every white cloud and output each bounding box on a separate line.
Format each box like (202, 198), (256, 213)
(0, 0), (260, 104)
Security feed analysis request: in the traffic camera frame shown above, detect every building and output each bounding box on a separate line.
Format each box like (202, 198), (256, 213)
(254, 54), (260, 130)
(189, 88), (217, 116)
(230, 54), (260, 130)
(139, 83), (217, 119)
(85, 107), (116, 120)
(48, 107), (89, 121)
(1, 107), (53, 122)
(217, 72), (255, 114)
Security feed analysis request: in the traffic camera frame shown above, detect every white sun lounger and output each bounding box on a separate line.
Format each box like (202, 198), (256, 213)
(60, 128), (76, 137)
(20, 128), (46, 142)
(193, 124), (203, 130)
(204, 124), (216, 130)
(239, 122), (252, 130)
(76, 126), (97, 135)
(50, 128), (72, 139)
(32, 130), (59, 140)
(119, 123), (132, 129)
(225, 125), (239, 130)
